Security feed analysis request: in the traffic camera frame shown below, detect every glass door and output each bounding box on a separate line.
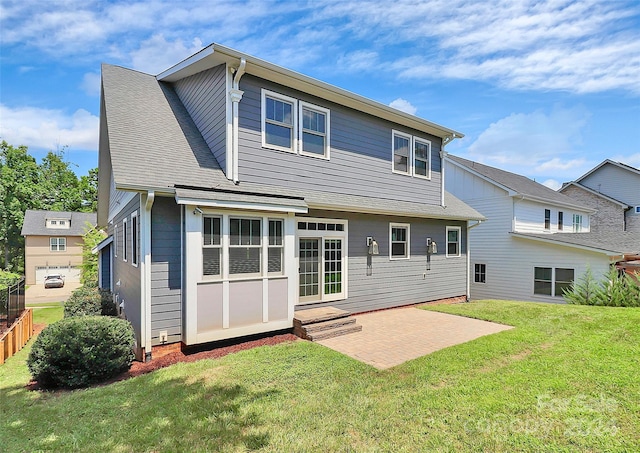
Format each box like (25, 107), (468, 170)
(299, 238), (320, 302)
(323, 238), (344, 300)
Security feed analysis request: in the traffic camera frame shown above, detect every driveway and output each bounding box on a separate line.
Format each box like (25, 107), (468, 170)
(26, 282), (82, 305)
(318, 306), (513, 369)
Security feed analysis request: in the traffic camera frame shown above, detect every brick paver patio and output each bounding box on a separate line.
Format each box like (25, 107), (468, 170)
(317, 306), (513, 369)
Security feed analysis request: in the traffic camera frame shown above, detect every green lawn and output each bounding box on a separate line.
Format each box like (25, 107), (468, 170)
(1, 301), (638, 452)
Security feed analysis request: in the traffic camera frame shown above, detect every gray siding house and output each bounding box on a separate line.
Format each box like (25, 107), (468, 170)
(97, 43), (483, 361)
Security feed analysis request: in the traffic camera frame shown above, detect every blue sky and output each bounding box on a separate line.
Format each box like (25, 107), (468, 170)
(1, 0), (639, 189)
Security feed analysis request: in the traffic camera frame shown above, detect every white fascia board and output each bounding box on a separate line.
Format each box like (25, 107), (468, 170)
(514, 193), (596, 213)
(175, 196), (308, 214)
(91, 235), (114, 254)
(158, 43), (463, 140)
(510, 233), (618, 256)
(574, 159), (640, 183)
(444, 157), (516, 196)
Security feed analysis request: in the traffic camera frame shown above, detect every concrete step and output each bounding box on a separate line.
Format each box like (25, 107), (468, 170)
(307, 323), (363, 341)
(304, 317), (357, 333)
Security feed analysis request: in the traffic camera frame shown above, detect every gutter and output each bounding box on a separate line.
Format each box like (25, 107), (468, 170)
(142, 191), (155, 361)
(466, 220), (484, 302)
(230, 58), (246, 184)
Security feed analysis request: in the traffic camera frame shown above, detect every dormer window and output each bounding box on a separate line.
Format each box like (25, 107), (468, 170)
(46, 218), (70, 229)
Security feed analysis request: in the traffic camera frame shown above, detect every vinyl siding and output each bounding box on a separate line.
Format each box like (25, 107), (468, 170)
(237, 74), (443, 205)
(108, 171), (136, 222)
(109, 195), (142, 353)
(150, 196), (182, 345)
(297, 210), (467, 314)
(513, 199), (590, 233)
(580, 163), (640, 207)
(173, 64), (228, 171)
(445, 161), (610, 302)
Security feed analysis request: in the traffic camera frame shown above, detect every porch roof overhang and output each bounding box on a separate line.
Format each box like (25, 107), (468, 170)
(174, 187), (309, 214)
(91, 235), (114, 254)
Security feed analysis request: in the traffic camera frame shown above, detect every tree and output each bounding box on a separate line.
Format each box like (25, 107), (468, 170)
(81, 224), (106, 285)
(79, 168), (98, 212)
(37, 149), (83, 211)
(0, 141), (41, 271)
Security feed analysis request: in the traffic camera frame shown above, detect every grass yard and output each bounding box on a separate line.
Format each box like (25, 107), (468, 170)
(1, 301), (638, 452)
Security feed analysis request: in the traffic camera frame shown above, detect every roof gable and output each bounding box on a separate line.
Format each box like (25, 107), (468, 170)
(447, 155), (592, 211)
(574, 159), (640, 183)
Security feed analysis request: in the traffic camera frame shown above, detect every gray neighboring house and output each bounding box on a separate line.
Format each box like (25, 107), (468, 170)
(559, 159), (640, 233)
(97, 42), (484, 361)
(21, 210), (97, 285)
(445, 155), (640, 303)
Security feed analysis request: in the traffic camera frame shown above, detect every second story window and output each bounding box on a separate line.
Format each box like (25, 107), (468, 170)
(558, 211), (563, 231)
(263, 91), (295, 152)
(392, 130), (432, 179)
(300, 102), (330, 158)
(50, 237), (66, 252)
(544, 209), (551, 230)
(572, 214), (583, 232)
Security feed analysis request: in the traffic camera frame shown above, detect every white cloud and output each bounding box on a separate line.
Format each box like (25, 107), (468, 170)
(466, 106), (593, 179)
(0, 103), (99, 151)
(130, 35), (204, 74)
(389, 98), (417, 115)
(541, 179), (562, 191)
(80, 72), (101, 97)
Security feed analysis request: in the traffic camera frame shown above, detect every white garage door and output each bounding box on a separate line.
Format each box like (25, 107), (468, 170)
(35, 266), (82, 283)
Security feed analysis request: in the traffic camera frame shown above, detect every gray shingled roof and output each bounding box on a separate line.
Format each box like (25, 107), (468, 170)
(511, 231), (640, 255)
(447, 155), (592, 210)
(101, 64), (484, 221)
(21, 210), (96, 236)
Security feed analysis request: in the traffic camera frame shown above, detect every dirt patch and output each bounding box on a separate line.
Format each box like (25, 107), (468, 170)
(27, 332), (299, 391)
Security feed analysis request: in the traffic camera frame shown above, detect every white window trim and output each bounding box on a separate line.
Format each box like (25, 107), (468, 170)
(391, 130), (412, 176)
(267, 218), (284, 275)
(533, 266), (575, 297)
(572, 214), (583, 233)
(389, 222), (411, 260)
(50, 237), (66, 252)
(228, 216), (263, 279)
(122, 217), (128, 262)
(412, 137), (432, 180)
(298, 101), (330, 160)
(261, 89), (297, 154)
(114, 224), (118, 257)
(131, 211), (139, 267)
(446, 226), (462, 258)
(202, 215), (222, 280)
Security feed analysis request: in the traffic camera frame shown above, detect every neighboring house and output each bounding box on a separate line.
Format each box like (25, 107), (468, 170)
(21, 210), (97, 285)
(445, 156), (640, 303)
(559, 159), (640, 233)
(97, 43), (484, 361)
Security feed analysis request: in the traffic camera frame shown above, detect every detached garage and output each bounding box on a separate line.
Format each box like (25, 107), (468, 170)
(21, 210), (96, 285)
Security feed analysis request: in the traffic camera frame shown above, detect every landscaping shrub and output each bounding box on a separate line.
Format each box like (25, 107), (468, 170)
(64, 286), (117, 317)
(27, 316), (135, 388)
(564, 267), (640, 307)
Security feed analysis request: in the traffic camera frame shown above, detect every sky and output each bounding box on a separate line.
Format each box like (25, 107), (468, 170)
(1, 0), (639, 190)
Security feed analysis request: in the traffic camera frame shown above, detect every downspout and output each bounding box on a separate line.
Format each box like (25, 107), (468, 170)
(142, 191), (155, 361)
(230, 58), (246, 185)
(440, 134), (458, 207)
(466, 220), (483, 302)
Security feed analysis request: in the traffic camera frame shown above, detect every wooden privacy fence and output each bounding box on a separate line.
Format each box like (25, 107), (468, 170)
(0, 308), (34, 364)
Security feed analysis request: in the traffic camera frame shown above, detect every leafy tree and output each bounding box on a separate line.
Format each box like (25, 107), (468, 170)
(0, 141), (41, 271)
(79, 168), (99, 212)
(81, 224), (106, 285)
(37, 149), (82, 211)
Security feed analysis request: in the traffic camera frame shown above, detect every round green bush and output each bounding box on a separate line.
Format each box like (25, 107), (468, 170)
(64, 286), (117, 317)
(27, 316), (135, 389)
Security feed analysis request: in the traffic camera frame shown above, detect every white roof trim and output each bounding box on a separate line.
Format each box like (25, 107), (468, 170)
(175, 196), (308, 214)
(574, 159), (640, 183)
(92, 235), (114, 254)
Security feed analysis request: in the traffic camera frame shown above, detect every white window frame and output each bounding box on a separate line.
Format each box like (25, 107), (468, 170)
(261, 89), (297, 153)
(534, 267), (574, 297)
(391, 130), (412, 176)
(558, 211), (564, 231)
(50, 237), (66, 252)
(114, 224), (118, 258)
(202, 216), (222, 279)
(299, 101), (330, 160)
(635, 206), (640, 214)
(228, 216), (263, 278)
(389, 223), (410, 260)
(122, 217), (128, 262)
(391, 130), (432, 179)
(131, 211), (139, 267)
(268, 218), (284, 275)
(413, 137), (432, 180)
(50, 220), (57, 225)
(544, 209), (551, 230)
(572, 214), (583, 232)
(446, 226), (461, 257)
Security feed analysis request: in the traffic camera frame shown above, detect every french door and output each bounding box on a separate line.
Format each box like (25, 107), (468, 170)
(298, 237), (345, 303)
